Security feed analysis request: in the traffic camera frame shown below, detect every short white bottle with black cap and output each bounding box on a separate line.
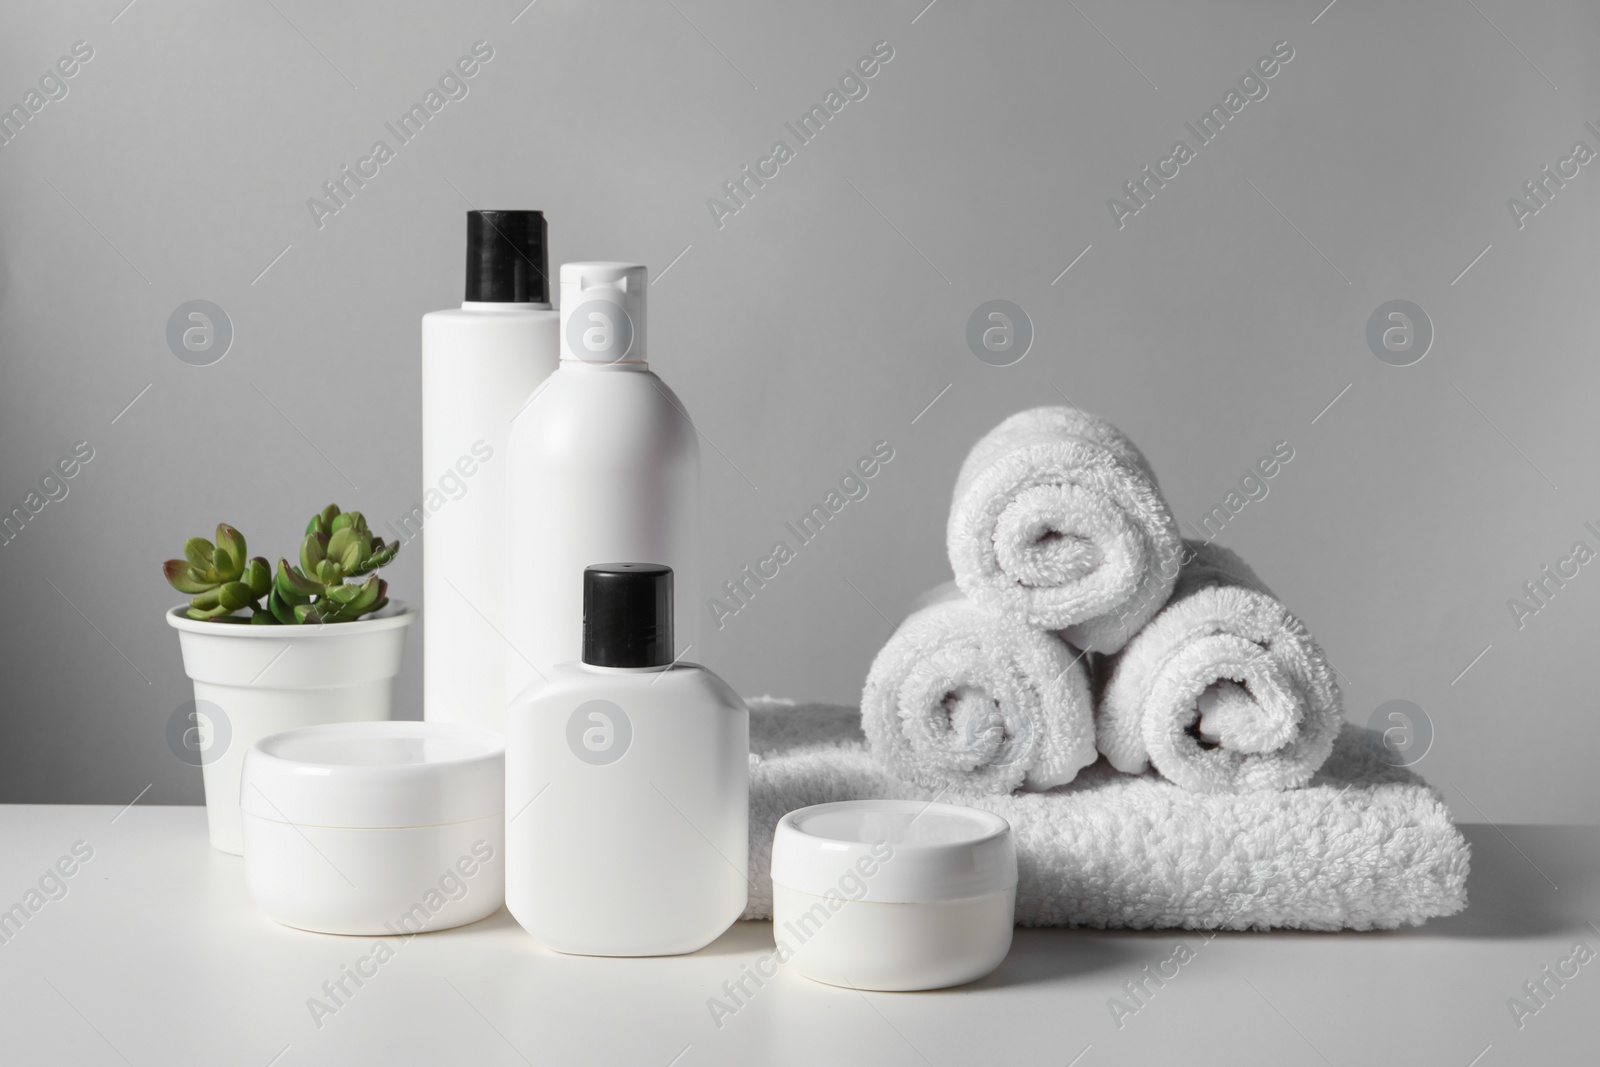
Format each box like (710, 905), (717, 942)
(504, 261), (699, 698)
(421, 210), (559, 733)
(505, 563), (748, 956)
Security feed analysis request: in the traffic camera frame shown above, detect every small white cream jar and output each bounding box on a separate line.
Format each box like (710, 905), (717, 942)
(241, 721), (505, 935)
(770, 799), (1017, 991)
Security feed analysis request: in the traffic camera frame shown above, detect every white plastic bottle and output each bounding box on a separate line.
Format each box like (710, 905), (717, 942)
(506, 563), (748, 956)
(505, 261), (699, 693)
(420, 211), (559, 732)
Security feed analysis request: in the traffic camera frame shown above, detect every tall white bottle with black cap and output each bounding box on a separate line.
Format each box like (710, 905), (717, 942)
(505, 262), (700, 696)
(421, 211), (559, 732)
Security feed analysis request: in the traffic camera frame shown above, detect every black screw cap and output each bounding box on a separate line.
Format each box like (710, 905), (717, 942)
(464, 209), (548, 303)
(582, 563), (673, 668)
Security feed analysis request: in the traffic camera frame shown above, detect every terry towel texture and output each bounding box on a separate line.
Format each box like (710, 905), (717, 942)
(1096, 540), (1343, 794)
(747, 698), (1469, 930)
(947, 406), (1184, 654)
(860, 583), (1097, 796)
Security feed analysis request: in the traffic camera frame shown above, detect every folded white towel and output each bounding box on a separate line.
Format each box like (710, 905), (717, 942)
(1096, 540), (1342, 793)
(860, 584), (1097, 795)
(947, 406), (1183, 654)
(746, 698), (1469, 930)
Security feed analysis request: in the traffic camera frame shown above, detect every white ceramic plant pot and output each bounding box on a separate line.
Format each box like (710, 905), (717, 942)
(166, 603), (414, 855)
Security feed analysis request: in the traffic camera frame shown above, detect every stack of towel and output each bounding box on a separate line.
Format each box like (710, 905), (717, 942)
(838, 406), (1468, 928)
(864, 405), (1342, 796)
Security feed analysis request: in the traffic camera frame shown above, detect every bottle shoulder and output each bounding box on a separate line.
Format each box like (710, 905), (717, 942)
(534, 363), (671, 389)
(509, 663), (744, 712)
(423, 305), (558, 323)
(422, 306), (560, 361)
(506, 366), (701, 456)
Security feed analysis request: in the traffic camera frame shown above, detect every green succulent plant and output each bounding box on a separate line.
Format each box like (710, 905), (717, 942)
(162, 524), (273, 623)
(163, 505), (398, 625)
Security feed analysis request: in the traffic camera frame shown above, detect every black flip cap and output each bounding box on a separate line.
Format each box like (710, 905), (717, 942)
(583, 563), (673, 669)
(464, 210), (548, 303)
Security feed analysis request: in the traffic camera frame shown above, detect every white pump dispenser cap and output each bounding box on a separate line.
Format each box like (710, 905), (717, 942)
(559, 261), (647, 364)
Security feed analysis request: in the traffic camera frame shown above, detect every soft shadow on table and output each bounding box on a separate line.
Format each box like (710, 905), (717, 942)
(688, 920), (788, 958)
(426, 912), (775, 958)
(1407, 824), (1595, 941)
(952, 930), (1144, 991)
(686, 921), (1140, 979)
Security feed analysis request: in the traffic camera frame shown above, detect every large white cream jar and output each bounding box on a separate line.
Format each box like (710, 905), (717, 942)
(241, 721), (505, 935)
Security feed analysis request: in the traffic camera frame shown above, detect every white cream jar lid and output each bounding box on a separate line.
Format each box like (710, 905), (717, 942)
(771, 799), (1016, 903)
(241, 721), (504, 829)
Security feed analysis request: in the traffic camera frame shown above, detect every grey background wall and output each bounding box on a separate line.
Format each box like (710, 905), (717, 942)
(2, 0), (1596, 822)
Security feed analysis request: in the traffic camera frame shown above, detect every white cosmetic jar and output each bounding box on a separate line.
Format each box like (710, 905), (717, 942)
(241, 721), (505, 935)
(770, 799), (1017, 991)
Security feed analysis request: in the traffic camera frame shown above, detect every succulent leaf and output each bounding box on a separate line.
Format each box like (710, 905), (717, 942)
(245, 557), (272, 598)
(276, 559), (321, 599)
(348, 576), (383, 614)
(268, 586), (298, 625)
(184, 538), (216, 574)
(349, 541), (398, 577)
(214, 524), (246, 568)
(301, 531), (328, 574)
(326, 584), (361, 605)
(218, 581), (257, 611)
(326, 527), (355, 563)
(164, 560), (214, 595)
(339, 539), (363, 571)
(351, 578), (387, 620)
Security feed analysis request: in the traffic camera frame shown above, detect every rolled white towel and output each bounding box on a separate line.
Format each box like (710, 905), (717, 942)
(947, 406), (1183, 654)
(1096, 540), (1342, 793)
(861, 583), (1097, 795)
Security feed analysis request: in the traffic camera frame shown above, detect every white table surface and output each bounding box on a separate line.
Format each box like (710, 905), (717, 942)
(0, 805), (1593, 1066)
